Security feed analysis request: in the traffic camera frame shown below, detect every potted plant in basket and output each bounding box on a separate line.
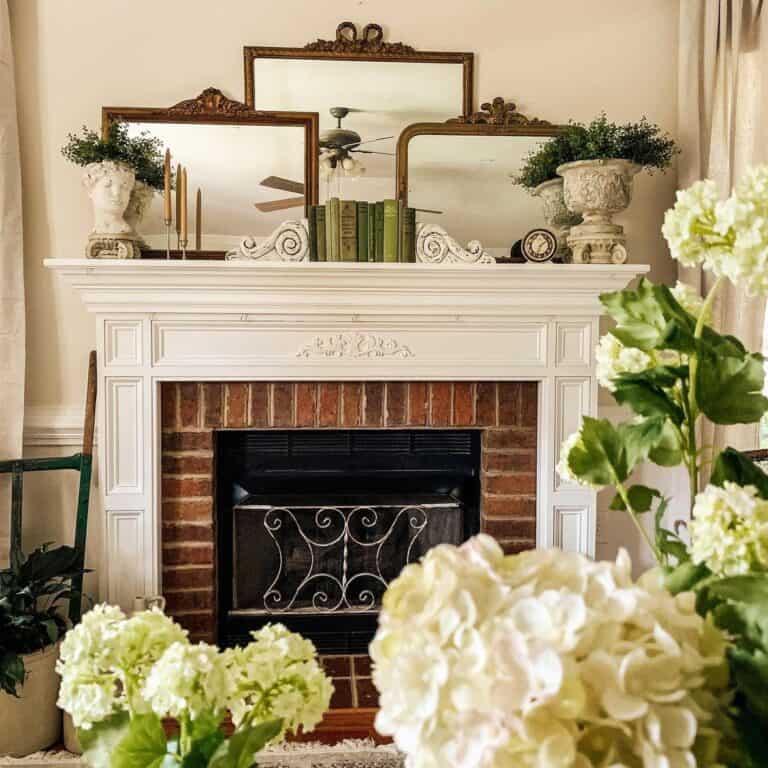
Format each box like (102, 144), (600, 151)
(0, 544), (85, 756)
(56, 608), (333, 768)
(370, 167), (768, 767)
(62, 123), (168, 258)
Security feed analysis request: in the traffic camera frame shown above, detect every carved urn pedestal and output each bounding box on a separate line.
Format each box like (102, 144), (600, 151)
(533, 178), (582, 262)
(557, 159), (640, 265)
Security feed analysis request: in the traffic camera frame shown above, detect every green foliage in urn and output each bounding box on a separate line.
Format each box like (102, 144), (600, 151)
(62, 122), (168, 190)
(558, 166), (768, 767)
(514, 114), (679, 189)
(0, 543), (84, 695)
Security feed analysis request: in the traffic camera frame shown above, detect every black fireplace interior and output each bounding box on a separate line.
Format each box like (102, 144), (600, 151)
(216, 429), (481, 652)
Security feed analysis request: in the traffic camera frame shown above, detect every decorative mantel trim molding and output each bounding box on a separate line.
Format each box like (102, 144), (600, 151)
(297, 332), (414, 359)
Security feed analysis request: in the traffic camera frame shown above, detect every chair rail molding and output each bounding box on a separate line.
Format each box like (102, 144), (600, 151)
(46, 259), (648, 610)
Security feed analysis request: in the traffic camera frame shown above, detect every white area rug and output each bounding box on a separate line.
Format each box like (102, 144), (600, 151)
(0, 740), (403, 768)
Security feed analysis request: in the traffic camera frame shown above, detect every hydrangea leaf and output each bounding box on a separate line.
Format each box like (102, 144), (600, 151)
(730, 649), (768, 722)
(612, 373), (685, 424)
(664, 561), (709, 594)
(648, 419), (684, 467)
(209, 718), (283, 768)
(695, 343), (768, 424)
(78, 712), (131, 768)
(609, 484), (660, 513)
(618, 417), (666, 471)
(566, 417), (628, 487)
(711, 447), (768, 500)
(180, 731), (225, 768)
(111, 714), (168, 768)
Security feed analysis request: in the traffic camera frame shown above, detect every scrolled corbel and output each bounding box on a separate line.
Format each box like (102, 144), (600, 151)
(226, 219), (310, 261)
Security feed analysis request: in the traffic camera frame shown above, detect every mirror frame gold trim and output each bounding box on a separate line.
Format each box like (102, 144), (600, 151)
(396, 98), (563, 204)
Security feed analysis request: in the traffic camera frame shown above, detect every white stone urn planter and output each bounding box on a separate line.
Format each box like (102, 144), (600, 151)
(83, 160), (142, 259)
(0, 644), (61, 756)
(557, 158), (641, 264)
(532, 178), (582, 262)
(125, 179), (155, 248)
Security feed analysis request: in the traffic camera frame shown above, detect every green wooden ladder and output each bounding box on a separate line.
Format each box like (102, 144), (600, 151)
(1, 351), (97, 623)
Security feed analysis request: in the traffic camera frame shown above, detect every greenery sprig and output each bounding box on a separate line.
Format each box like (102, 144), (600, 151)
(513, 114), (679, 189)
(62, 123), (167, 190)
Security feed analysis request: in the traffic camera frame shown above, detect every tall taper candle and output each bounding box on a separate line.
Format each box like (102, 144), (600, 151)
(180, 168), (188, 244)
(195, 188), (202, 251)
(175, 163), (182, 237)
(163, 149), (172, 222)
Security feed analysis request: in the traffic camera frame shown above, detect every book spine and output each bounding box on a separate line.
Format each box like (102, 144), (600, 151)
(404, 207), (416, 263)
(340, 200), (357, 262)
(315, 205), (327, 262)
(374, 202), (384, 262)
(328, 198), (340, 262)
(308, 205), (318, 262)
(397, 198), (405, 263)
(367, 204), (375, 262)
(356, 202), (369, 262)
(383, 199), (398, 263)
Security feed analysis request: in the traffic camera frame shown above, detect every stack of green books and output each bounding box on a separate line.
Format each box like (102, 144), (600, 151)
(307, 199), (417, 263)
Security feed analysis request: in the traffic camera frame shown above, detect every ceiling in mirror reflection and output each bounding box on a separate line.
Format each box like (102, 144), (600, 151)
(408, 134), (551, 253)
(252, 59), (464, 201)
(125, 122), (305, 249)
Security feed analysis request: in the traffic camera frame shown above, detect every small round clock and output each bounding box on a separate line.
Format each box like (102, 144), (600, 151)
(521, 228), (557, 263)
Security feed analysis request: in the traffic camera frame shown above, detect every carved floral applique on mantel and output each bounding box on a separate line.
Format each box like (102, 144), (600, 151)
(297, 332), (414, 360)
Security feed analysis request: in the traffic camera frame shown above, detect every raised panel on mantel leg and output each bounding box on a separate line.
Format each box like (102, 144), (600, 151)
(104, 319), (142, 367)
(554, 377), (591, 491)
(107, 511), (145, 609)
(553, 506), (588, 552)
(105, 378), (143, 495)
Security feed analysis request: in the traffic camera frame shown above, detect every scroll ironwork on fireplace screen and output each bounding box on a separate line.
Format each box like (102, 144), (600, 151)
(232, 496), (460, 615)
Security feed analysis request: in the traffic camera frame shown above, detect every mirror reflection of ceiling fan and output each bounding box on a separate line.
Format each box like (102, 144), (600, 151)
(255, 107), (394, 212)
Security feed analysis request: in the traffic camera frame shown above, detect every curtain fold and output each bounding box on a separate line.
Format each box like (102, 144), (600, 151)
(678, 0), (768, 459)
(0, 0), (24, 553)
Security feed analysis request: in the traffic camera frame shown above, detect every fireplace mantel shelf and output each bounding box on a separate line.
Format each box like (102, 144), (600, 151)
(45, 259), (648, 316)
(47, 257), (648, 611)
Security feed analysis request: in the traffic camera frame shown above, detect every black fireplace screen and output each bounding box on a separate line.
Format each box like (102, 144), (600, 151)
(217, 429), (480, 652)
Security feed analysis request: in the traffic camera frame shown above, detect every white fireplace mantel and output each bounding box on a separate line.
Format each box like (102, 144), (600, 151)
(46, 259), (648, 609)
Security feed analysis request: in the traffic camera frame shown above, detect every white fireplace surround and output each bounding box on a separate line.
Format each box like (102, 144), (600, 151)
(46, 259), (647, 609)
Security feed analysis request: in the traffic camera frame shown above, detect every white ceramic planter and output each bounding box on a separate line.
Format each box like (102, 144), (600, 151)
(533, 178), (581, 261)
(0, 644), (62, 756)
(557, 158), (640, 264)
(125, 179), (155, 245)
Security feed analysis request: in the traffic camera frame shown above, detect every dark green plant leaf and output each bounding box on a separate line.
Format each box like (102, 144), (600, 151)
(609, 484), (661, 513)
(730, 649), (768, 722)
(565, 417), (628, 487)
(648, 419), (683, 466)
(210, 719), (283, 768)
(696, 343), (768, 424)
(612, 375), (685, 424)
(79, 712), (131, 768)
(618, 417), (666, 472)
(711, 447), (768, 500)
(111, 713), (168, 768)
(664, 561), (709, 594)
(0, 652), (25, 696)
(180, 731), (225, 768)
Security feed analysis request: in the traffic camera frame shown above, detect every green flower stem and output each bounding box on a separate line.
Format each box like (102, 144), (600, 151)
(686, 276), (724, 507)
(615, 482), (660, 561)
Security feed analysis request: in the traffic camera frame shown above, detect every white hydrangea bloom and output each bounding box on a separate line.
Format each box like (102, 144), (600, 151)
(690, 482), (768, 576)
(670, 280), (710, 322)
(371, 536), (734, 768)
(594, 333), (653, 391)
(224, 623), (333, 737)
(711, 165), (768, 295)
(143, 641), (232, 721)
(662, 179), (721, 267)
(56, 606), (188, 728)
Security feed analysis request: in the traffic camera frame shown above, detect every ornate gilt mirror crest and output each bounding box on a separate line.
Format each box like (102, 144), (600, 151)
(102, 87), (319, 258)
(244, 23), (473, 206)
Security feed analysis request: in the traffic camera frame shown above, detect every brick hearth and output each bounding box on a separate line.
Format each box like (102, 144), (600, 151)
(160, 381), (538, 647)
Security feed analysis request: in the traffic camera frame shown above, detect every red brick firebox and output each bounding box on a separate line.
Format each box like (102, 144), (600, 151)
(160, 381), (538, 643)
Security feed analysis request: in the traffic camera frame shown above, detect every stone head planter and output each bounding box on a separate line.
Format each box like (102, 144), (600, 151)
(82, 160), (141, 259)
(532, 178), (582, 262)
(125, 179), (154, 246)
(557, 158), (641, 264)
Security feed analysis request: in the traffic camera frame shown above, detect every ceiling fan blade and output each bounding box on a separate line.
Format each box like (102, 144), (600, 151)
(414, 208), (443, 214)
(254, 196), (306, 212)
(351, 149), (395, 156)
(260, 176), (305, 195)
(342, 135), (394, 149)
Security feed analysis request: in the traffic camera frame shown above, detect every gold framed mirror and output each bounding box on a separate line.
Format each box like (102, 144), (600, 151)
(244, 23), (473, 205)
(396, 99), (566, 260)
(102, 87), (319, 258)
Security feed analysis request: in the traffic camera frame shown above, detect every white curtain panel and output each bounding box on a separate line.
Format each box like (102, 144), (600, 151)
(678, 0), (768, 459)
(0, 0), (24, 551)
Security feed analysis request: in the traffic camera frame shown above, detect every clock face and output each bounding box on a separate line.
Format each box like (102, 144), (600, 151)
(521, 228), (557, 263)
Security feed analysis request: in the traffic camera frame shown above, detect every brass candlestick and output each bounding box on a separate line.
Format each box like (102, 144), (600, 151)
(164, 219), (172, 259)
(180, 237), (188, 260)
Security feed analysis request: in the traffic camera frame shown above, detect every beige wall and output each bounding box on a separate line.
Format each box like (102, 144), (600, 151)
(9, 0), (679, 582)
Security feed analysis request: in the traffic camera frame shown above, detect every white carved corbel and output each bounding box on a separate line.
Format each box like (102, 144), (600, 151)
(416, 223), (495, 264)
(226, 219), (310, 261)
